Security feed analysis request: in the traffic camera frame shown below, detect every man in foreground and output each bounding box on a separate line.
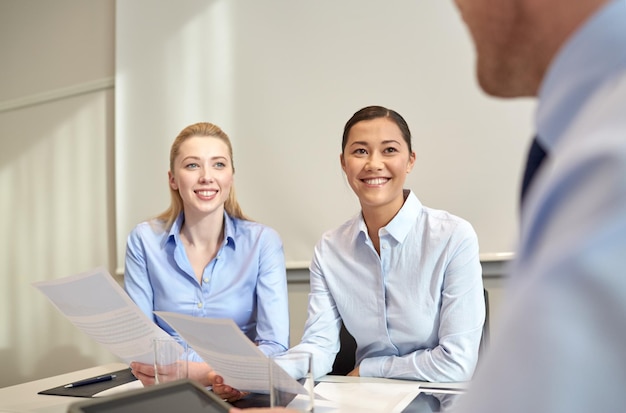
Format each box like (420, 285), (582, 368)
(452, 0), (626, 412)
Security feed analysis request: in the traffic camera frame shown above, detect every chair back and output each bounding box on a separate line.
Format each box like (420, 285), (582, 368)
(329, 322), (357, 376)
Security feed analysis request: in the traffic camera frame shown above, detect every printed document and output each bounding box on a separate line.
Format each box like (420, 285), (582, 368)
(156, 311), (305, 394)
(33, 267), (170, 365)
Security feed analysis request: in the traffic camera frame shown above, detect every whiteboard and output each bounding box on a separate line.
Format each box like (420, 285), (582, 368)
(115, 0), (534, 270)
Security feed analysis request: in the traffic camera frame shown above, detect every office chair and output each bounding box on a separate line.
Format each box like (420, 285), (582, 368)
(329, 322), (357, 376)
(329, 288), (490, 376)
(479, 288), (490, 358)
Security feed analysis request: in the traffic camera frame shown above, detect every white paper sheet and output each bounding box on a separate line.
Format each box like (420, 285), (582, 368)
(32, 267), (170, 364)
(313, 381), (421, 413)
(92, 380), (145, 397)
(155, 311), (305, 394)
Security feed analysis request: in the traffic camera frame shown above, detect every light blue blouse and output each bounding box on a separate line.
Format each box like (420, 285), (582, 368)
(292, 190), (484, 381)
(124, 212), (289, 361)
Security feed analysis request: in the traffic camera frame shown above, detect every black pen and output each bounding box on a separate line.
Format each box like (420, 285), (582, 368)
(64, 374), (117, 388)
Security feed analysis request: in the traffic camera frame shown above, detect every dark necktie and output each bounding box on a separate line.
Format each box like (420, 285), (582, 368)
(521, 137), (547, 203)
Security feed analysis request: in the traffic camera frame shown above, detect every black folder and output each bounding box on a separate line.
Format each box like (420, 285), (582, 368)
(38, 368), (137, 398)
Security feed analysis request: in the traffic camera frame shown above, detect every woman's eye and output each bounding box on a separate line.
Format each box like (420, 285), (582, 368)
(353, 148), (367, 155)
(214, 162), (226, 168)
(384, 147), (399, 153)
(185, 163), (199, 169)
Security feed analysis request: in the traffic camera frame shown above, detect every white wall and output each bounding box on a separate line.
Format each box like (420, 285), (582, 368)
(115, 0), (535, 270)
(0, 0), (118, 387)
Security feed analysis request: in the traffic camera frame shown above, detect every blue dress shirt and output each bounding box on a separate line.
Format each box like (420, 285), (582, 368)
(535, 0), (626, 174)
(457, 2), (626, 412)
(124, 212), (289, 361)
(292, 190), (484, 381)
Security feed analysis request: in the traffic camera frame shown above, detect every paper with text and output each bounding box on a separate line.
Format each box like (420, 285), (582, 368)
(156, 311), (305, 394)
(33, 267), (169, 364)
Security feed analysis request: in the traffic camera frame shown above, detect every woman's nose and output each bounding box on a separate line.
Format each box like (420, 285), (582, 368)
(365, 153), (383, 170)
(198, 169), (213, 183)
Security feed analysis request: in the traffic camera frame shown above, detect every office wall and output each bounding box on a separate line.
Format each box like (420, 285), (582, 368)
(0, 0), (510, 388)
(116, 0), (535, 271)
(0, 0), (118, 387)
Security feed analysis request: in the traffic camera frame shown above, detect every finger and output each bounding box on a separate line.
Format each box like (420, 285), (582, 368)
(212, 385), (234, 398)
(225, 391), (240, 402)
(130, 367), (157, 387)
(131, 362), (156, 377)
(227, 395), (240, 403)
(213, 384), (232, 393)
(139, 372), (156, 384)
(228, 391), (249, 402)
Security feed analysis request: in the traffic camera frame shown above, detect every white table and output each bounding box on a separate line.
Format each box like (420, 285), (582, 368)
(0, 362), (128, 413)
(0, 363), (467, 413)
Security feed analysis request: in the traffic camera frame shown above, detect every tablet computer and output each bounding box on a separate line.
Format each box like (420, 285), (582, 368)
(67, 379), (233, 413)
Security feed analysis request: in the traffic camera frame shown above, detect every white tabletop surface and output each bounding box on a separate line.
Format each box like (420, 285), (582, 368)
(0, 363), (468, 413)
(0, 362), (128, 413)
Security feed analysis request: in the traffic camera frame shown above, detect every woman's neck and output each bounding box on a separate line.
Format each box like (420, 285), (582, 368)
(361, 193), (406, 254)
(180, 208), (225, 247)
(179, 209), (225, 283)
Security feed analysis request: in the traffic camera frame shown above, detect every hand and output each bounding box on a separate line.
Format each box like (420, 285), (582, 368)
(129, 361), (157, 386)
(131, 360), (213, 387)
(188, 361), (214, 387)
(347, 365), (360, 377)
(210, 372), (250, 403)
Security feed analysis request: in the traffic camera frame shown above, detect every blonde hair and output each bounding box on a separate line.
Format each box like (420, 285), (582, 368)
(155, 122), (248, 230)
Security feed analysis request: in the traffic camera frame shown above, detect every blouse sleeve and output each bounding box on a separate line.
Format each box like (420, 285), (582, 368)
(289, 243), (342, 379)
(254, 227), (290, 356)
(123, 226), (156, 322)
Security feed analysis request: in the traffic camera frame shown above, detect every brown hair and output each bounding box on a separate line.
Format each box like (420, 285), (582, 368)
(155, 122), (248, 230)
(341, 105), (413, 153)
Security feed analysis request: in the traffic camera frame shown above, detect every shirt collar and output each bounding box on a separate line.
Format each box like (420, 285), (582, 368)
(356, 189), (422, 244)
(166, 213), (184, 247)
(166, 211), (236, 249)
(536, 0), (626, 151)
(222, 212), (236, 248)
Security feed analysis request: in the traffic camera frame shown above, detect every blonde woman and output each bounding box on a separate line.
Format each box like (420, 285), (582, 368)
(125, 122), (289, 386)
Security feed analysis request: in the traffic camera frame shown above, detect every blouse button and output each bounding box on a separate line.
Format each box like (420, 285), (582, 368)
(197, 302), (203, 309)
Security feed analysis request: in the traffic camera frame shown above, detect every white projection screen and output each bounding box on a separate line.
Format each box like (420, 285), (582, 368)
(115, 0), (534, 271)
